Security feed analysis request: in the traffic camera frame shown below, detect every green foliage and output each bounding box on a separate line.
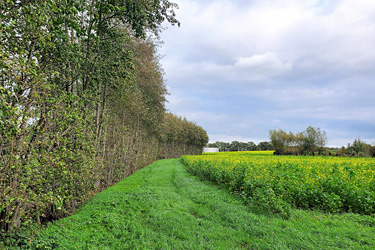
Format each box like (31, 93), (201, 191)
(351, 137), (365, 157)
(337, 139), (374, 157)
(251, 187), (292, 219)
(299, 126), (327, 155)
(370, 146), (375, 157)
(257, 141), (274, 150)
(269, 127), (327, 155)
(207, 140), (273, 152)
(0, 0), (208, 238)
(269, 129), (289, 154)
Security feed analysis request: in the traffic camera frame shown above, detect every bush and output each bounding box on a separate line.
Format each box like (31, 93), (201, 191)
(370, 146), (375, 157)
(250, 187), (291, 219)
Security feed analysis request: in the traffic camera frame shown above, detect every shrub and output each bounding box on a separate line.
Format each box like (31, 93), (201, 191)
(370, 146), (375, 157)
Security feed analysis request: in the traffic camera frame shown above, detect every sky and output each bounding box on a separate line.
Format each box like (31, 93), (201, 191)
(159, 0), (375, 147)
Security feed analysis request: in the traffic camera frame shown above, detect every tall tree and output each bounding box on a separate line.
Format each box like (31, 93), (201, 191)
(257, 141), (273, 151)
(269, 129), (289, 154)
(351, 137), (365, 157)
(298, 126), (327, 155)
(1, 0), (210, 235)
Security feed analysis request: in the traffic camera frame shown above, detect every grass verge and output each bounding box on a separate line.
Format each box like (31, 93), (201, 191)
(7, 159), (375, 249)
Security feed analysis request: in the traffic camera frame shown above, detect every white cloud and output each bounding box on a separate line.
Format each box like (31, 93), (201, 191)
(166, 91), (200, 112)
(234, 53), (292, 74)
(180, 111), (230, 124)
(163, 52), (292, 85)
(160, 0), (375, 146)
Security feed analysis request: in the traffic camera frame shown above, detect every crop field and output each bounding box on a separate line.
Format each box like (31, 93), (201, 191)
(6, 158), (375, 249)
(181, 151), (375, 217)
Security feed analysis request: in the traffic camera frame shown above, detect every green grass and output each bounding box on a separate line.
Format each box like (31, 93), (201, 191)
(10, 159), (375, 249)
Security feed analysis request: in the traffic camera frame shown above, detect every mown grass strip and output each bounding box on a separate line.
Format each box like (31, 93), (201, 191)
(13, 159), (375, 249)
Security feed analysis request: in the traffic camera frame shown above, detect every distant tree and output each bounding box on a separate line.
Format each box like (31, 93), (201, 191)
(337, 146), (348, 156)
(223, 142), (231, 152)
(207, 142), (219, 148)
(238, 142), (249, 151)
(208, 140), (273, 152)
(247, 141), (257, 151)
(297, 126), (327, 155)
(286, 132), (297, 147)
(362, 143), (372, 156)
(269, 129), (289, 154)
(370, 145), (375, 157)
(229, 141), (240, 151)
(207, 141), (230, 152)
(351, 137), (365, 157)
(257, 141), (273, 151)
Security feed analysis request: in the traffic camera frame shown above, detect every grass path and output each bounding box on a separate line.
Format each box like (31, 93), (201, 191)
(28, 159), (375, 249)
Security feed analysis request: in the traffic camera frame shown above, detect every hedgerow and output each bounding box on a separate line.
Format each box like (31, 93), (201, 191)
(0, 0), (208, 236)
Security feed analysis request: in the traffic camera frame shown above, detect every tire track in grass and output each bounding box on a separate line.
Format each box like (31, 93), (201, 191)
(19, 159), (375, 250)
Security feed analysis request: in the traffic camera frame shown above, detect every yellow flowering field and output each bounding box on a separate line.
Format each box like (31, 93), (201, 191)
(181, 151), (375, 215)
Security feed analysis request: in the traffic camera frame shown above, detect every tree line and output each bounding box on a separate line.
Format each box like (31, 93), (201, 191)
(209, 127), (374, 157)
(207, 141), (273, 152)
(269, 127), (375, 157)
(0, 0), (208, 234)
(207, 126), (328, 154)
(269, 126), (327, 155)
(336, 138), (375, 157)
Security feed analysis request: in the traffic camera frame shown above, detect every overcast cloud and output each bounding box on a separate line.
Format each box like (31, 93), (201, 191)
(160, 0), (375, 147)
